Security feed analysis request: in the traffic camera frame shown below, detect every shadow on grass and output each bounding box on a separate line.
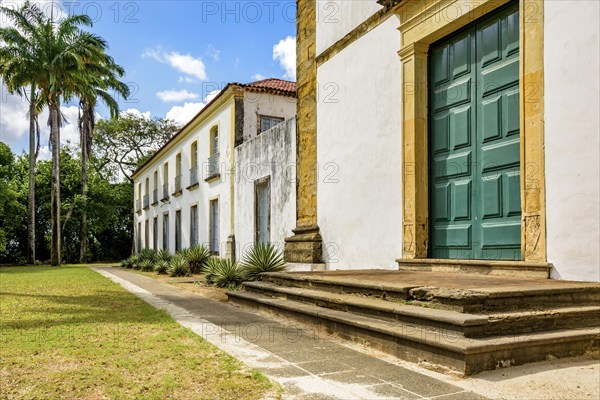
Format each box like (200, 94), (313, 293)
(0, 266), (171, 331)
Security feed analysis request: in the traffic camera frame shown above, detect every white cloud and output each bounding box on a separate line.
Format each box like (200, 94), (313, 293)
(252, 74), (267, 81)
(273, 36), (296, 80)
(38, 145), (51, 161)
(166, 102), (205, 125)
(0, 89), (79, 152)
(123, 108), (151, 119)
(163, 89), (222, 126)
(143, 48), (208, 81)
(178, 76), (196, 84)
(156, 89), (199, 103)
(0, 92), (30, 147)
(206, 44), (221, 62)
(59, 105), (81, 145)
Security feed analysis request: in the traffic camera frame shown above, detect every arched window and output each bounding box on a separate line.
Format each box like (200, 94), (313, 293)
(210, 126), (219, 156)
(206, 126), (220, 180)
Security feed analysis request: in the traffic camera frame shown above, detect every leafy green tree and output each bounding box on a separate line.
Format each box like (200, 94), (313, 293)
(92, 114), (179, 183)
(0, 147), (134, 264)
(0, 143), (26, 259)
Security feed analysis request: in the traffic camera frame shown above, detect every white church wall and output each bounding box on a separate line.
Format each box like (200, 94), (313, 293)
(235, 118), (297, 259)
(316, 16), (403, 270)
(316, 0), (382, 56)
(544, 0), (600, 281)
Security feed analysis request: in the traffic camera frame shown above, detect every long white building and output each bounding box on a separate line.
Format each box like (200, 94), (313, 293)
(132, 79), (296, 259)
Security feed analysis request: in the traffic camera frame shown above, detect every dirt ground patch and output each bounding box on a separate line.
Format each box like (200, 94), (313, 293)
(172, 282), (229, 302)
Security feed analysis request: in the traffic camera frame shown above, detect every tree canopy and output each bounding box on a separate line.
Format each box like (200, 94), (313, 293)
(0, 143), (133, 264)
(92, 113), (180, 182)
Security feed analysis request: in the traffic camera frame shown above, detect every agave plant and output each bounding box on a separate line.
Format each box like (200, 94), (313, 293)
(154, 260), (169, 275)
(204, 257), (246, 289)
(156, 249), (173, 263)
(140, 260), (154, 272)
(203, 257), (219, 285)
(121, 256), (135, 269)
(241, 243), (286, 281)
(139, 248), (158, 263)
(168, 254), (191, 277)
(184, 245), (212, 274)
(131, 256), (142, 270)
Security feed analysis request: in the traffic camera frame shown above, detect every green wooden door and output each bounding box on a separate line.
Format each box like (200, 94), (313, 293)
(429, 3), (521, 260)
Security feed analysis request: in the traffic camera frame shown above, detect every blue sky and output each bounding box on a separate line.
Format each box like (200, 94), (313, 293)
(0, 0), (297, 156)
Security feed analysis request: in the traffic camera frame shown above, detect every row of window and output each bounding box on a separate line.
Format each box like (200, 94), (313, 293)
(136, 116), (285, 211)
(137, 177), (272, 253)
(136, 127), (220, 211)
(138, 199), (220, 254)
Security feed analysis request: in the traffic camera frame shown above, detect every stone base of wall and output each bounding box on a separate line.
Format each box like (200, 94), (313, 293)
(225, 235), (236, 261)
(285, 263), (327, 272)
(284, 225), (323, 264)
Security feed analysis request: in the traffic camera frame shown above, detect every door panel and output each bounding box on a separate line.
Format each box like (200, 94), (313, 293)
(430, 2), (521, 260)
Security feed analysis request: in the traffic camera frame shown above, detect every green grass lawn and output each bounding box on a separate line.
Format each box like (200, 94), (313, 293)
(0, 265), (276, 399)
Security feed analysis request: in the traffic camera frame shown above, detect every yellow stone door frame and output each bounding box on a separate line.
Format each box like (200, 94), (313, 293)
(395, 0), (546, 262)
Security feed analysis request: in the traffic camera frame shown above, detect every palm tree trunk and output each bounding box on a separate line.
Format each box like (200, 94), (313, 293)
(27, 83), (36, 264)
(79, 103), (90, 264)
(50, 99), (61, 267)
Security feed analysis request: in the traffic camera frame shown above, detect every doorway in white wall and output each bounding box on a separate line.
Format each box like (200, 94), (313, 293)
(255, 177), (271, 244)
(209, 199), (219, 255)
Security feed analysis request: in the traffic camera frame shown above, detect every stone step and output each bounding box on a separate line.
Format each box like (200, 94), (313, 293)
(262, 271), (600, 312)
(397, 259), (551, 279)
(243, 281), (600, 338)
(244, 281), (487, 337)
(262, 272), (414, 301)
(228, 290), (600, 375)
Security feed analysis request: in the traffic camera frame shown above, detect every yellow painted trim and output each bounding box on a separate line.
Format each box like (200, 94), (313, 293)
(190, 141), (198, 167)
(395, 0), (546, 262)
(316, 6), (396, 67)
(295, 0), (318, 229)
(209, 122), (221, 158)
(175, 152), (182, 176)
(229, 97), (236, 236)
(520, 0), (546, 262)
(204, 174), (221, 184)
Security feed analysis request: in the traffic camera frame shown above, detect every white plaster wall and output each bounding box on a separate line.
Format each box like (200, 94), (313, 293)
(544, 1), (600, 282)
(317, 16), (403, 270)
(134, 102), (234, 256)
(242, 92), (296, 143)
(234, 118), (297, 259)
(316, 0), (382, 56)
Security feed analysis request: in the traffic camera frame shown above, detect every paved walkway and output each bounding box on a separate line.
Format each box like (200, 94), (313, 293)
(93, 267), (487, 400)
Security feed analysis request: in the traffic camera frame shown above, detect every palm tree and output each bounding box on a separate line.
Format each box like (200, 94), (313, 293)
(45, 17), (111, 266)
(1, 1), (113, 266)
(0, 2), (47, 264)
(75, 59), (129, 263)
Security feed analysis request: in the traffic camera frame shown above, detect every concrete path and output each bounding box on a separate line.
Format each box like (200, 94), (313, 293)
(93, 267), (487, 400)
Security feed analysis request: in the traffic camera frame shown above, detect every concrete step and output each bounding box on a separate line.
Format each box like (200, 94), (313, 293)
(243, 281), (600, 338)
(228, 290), (600, 375)
(262, 271), (600, 312)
